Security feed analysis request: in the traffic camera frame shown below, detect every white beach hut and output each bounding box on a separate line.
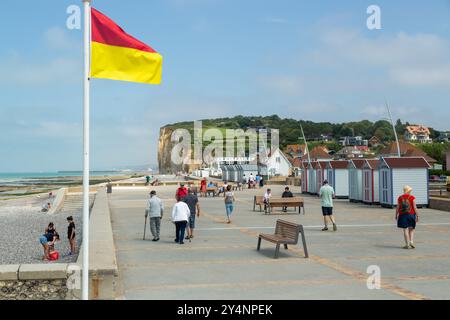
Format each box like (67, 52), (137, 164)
(379, 157), (431, 208)
(326, 160), (349, 198)
(362, 159), (380, 204)
(307, 161), (318, 195)
(316, 161), (329, 191)
(300, 161), (309, 194)
(348, 159), (366, 202)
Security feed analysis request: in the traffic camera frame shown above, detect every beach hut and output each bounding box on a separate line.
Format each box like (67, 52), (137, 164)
(362, 159), (380, 204)
(379, 157), (431, 208)
(241, 164), (258, 183)
(307, 161), (318, 194)
(316, 161), (329, 191)
(300, 161), (309, 194)
(220, 165), (229, 181)
(326, 160), (349, 198)
(348, 159), (366, 202)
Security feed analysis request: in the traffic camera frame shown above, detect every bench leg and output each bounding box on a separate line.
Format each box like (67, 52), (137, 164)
(299, 226), (309, 258)
(253, 197), (256, 212)
(274, 244), (280, 259)
(284, 244), (288, 250)
(257, 237), (261, 251)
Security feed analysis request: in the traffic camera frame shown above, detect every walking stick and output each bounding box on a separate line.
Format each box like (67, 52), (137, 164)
(143, 212), (148, 240)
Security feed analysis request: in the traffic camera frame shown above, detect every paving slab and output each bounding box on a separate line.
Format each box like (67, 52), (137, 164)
(109, 185), (450, 300)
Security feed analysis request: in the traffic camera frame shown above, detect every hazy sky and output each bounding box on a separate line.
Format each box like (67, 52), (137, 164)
(1, 0), (449, 172)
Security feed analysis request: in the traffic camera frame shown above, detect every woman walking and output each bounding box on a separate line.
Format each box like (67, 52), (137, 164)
(224, 185), (235, 223)
(172, 196), (191, 244)
(395, 185), (419, 249)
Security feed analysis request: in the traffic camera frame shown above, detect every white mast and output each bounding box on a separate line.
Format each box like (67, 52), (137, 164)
(385, 100), (401, 157)
(300, 123), (311, 164)
(82, 0), (91, 301)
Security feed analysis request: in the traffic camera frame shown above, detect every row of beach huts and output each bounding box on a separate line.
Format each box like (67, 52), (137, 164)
(300, 157), (431, 208)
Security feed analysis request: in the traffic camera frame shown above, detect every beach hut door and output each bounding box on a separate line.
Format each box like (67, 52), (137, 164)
(363, 171), (370, 202)
(381, 169), (390, 203)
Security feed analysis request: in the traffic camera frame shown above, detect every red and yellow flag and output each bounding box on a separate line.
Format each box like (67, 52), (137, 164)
(91, 8), (162, 84)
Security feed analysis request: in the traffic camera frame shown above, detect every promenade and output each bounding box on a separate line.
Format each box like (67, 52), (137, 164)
(109, 185), (450, 300)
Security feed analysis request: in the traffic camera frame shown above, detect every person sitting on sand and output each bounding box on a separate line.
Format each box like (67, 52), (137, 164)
(41, 202), (51, 212)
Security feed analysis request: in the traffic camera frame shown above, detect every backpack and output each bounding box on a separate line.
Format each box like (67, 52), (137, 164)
(225, 192), (234, 204)
(399, 196), (412, 214)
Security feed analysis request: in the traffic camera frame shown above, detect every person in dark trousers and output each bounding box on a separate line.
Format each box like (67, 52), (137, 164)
(67, 216), (76, 255)
(183, 188), (200, 240)
(281, 186), (294, 212)
(172, 196), (191, 244)
(146, 190), (164, 241)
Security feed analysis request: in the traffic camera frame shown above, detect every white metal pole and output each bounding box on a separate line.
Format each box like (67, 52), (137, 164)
(82, 0), (91, 301)
(385, 100), (401, 157)
(300, 123), (311, 164)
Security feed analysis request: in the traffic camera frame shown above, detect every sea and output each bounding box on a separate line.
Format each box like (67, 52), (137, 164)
(0, 171), (135, 185)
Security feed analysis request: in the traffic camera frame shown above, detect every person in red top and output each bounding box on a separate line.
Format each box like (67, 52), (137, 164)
(395, 185), (419, 249)
(200, 178), (207, 197)
(176, 183), (188, 200)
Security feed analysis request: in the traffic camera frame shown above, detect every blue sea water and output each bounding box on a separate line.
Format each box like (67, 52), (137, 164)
(0, 171), (128, 185)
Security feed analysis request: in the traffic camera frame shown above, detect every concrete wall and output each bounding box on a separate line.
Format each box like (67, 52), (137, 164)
(0, 264), (76, 300)
(430, 197), (450, 212)
(73, 188), (119, 300)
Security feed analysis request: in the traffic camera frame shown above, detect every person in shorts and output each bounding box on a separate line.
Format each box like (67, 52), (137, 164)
(67, 216), (76, 255)
(396, 185), (419, 249)
(319, 180), (337, 231)
(183, 188), (200, 240)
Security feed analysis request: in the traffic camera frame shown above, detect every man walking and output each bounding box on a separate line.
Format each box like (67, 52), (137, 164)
(183, 188), (200, 240)
(146, 190), (164, 241)
(319, 180), (337, 231)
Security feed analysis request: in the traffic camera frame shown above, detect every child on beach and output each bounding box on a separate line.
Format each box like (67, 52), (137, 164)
(67, 216), (76, 255)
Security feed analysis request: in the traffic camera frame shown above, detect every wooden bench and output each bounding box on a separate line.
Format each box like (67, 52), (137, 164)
(253, 196), (265, 212)
(266, 197), (305, 215)
(253, 196), (305, 214)
(205, 187), (217, 197)
(257, 219), (309, 259)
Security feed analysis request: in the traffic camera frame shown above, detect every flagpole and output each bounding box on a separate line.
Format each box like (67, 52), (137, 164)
(82, 0), (91, 301)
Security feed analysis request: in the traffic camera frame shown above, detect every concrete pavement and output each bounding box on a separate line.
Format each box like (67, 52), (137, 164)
(108, 185), (450, 300)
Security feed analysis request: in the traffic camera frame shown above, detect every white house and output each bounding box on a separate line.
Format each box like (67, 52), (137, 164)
(362, 159), (380, 204)
(348, 159), (366, 202)
(404, 125), (432, 143)
(267, 148), (292, 177)
(379, 157), (431, 208)
(326, 160), (349, 198)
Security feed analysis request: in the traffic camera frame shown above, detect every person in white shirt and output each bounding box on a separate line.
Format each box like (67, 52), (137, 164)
(172, 196), (191, 244)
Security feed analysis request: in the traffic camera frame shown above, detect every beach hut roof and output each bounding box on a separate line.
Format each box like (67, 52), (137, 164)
(364, 159), (380, 169)
(327, 160), (349, 169)
(318, 161), (330, 168)
(349, 159), (366, 169)
(381, 157), (431, 169)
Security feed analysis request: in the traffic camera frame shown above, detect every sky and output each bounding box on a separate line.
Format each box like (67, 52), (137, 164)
(0, 0), (449, 172)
